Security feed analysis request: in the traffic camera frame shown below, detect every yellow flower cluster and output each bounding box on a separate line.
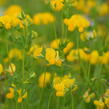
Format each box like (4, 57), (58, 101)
(33, 12), (55, 25)
(4, 5), (22, 17)
(0, 5), (32, 29)
(17, 89), (27, 103)
(67, 49), (109, 65)
(0, 5), (23, 29)
(104, 89), (109, 108)
(6, 88), (14, 99)
(53, 75), (75, 96)
(94, 100), (105, 109)
(0, 15), (21, 29)
(50, 0), (64, 11)
(28, 40), (74, 66)
(50, 39), (74, 54)
(97, 25), (108, 37)
(72, 0), (96, 14)
(6, 87), (27, 103)
(27, 39), (109, 67)
(6, 48), (23, 61)
(83, 89), (95, 103)
(8, 48), (23, 59)
(67, 49), (89, 62)
(97, 3), (109, 16)
(94, 89), (109, 109)
(39, 72), (51, 88)
(80, 30), (96, 41)
(64, 14), (90, 32)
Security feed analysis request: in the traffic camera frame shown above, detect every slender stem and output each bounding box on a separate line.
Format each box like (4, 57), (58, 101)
(22, 51), (25, 80)
(6, 32), (9, 55)
(76, 34), (80, 50)
(56, 97), (60, 109)
(54, 11), (58, 39)
(47, 92), (53, 109)
(71, 96), (74, 109)
(61, 11), (64, 39)
(54, 23), (57, 39)
(22, 27), (27, 80)
(87, 63), (91, 84)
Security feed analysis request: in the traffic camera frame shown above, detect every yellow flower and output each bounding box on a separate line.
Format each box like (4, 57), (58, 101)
(98, 3), (109, 16)
(94, 100), (105, 109)
(0, 5), (26, 29)
(79, 49), (89, 61)
(46, 48), (56, 64)
(8, 63), (16, 76)
(39, 72), (51, 88)
(80, 31), (96, 41)
(72, 0), (96, 14)
(29, 45), (43, 58)
(66, 50), (78, 62)
(89, 50), (99, 64)
(22, 92), (28, 99)
(50, 39), (60, 49)
(62, 75), (75, 88)
(6, 88), (14, 99)
(50, 0), (64, 11)
(105, 98), (109, 108)
(64, 14), (90, 32)
(104, 89), (109, 98)
(0, 15), (21, 29)
(53, 75), (76, 96)
(45, 48), (62, 66)
(18, 97), (23, 103)
(33, 12), (55, 25)
(99, 52), (109, 64)
(63, 42), (74, 54)
(97, 25), (107, 37)
(54, 83), (65, 97)
(8, 48), (23, 60)
(4, 5), (22, 17)
(83, 89), (95, 103)
(17, 89), (22, 95)
(55, 59), (62, 66)
(56, 91), (65, 96)
(17, 89), (27, 103)
(67, 49), (90, 62)
(0, 64), (3, 73)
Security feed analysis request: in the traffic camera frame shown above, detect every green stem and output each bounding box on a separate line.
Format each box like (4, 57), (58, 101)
(76, 33), (80, 50)
(61, 11), (64, 39)
(6, 32), (9, 55)
(47, 92), (53, 109)
(22, 27), (28, 80)
(71, 96), (74, 109)
(54, 23), (57, 39)
(87, 63), (91, 84)
(56, 97), (60, 109)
